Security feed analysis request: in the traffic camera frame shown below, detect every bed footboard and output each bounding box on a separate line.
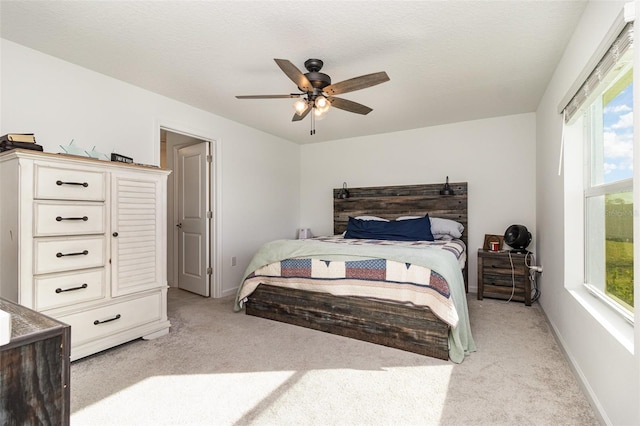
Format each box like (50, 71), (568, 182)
(245, 284), (449, 360)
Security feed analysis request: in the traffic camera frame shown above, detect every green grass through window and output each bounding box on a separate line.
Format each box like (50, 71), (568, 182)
(606, 240), (634, 309)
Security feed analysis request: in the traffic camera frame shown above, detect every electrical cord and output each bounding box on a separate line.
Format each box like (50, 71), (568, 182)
(529, 269), (541, 302)
(524, 252), (541, 302)
(505, 250), (541, 304)
(506, 251), (516, 303)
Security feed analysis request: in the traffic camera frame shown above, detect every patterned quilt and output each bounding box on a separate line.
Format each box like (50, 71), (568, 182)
(313, 235), (467, 269)
(237, 237), (467, 327)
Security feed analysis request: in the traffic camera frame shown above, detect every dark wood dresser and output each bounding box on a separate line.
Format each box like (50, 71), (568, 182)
(0, 298), (71, 425)
(477, 249), (532, 306)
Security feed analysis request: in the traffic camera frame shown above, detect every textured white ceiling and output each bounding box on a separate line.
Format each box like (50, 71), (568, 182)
(0, 1), (587, 144)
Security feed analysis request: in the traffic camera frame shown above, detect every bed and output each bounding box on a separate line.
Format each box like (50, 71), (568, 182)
(234, 182), (475, 363)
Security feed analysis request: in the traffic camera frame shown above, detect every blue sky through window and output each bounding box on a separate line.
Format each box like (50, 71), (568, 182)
(603, 81), (633, 183)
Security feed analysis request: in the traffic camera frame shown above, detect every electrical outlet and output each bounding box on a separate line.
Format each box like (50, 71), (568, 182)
(231, 256), (237, 267)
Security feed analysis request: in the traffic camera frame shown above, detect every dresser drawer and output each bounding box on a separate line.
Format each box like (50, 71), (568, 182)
(59, 292), (163, 346)
(34, 236), (106, 275)
(34, 164), (106, 201)
(34, 268), (106, 311)
(34, 202), (105, 236)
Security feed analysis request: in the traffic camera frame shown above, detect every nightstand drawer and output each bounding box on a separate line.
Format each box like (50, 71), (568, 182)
(482, 284), (527, 302)
(482, 255), (526, 276)
(482, 273), (521, 288)
(34, 164), (106, 201)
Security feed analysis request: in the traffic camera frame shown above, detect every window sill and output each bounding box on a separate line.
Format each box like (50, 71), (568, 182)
(568, 286), (634, 354)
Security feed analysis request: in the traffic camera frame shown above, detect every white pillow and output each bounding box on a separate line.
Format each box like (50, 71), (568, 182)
(430, 217), (464, 238)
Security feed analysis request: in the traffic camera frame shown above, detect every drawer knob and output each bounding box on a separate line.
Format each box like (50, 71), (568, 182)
(55, 283), (88, 293)
(94, 314), (121, 325)
(56, 216), (89, 222)
(112, 232), (119, 237)
(56, 249), (89, 258)
(56, 180), (89, 187)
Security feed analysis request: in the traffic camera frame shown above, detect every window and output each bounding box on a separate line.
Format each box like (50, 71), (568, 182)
(564, 22), (634, 323)
(585, 64), (634, 317)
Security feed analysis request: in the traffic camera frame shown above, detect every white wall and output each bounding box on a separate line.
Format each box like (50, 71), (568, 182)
(0, 39), (301, 298)
(536, 1), (639, 425)
(300, 113), (537, 292)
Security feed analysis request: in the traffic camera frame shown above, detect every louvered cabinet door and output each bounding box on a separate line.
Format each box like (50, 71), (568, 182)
(110, 172), (167, 297)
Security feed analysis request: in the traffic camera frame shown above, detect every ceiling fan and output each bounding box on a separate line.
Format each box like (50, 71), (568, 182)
(236, 58), (390, 135)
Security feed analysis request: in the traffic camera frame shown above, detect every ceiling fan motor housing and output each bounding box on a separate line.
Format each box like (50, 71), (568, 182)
(303, 72), (331, 91)
(302, 59), (331, 91)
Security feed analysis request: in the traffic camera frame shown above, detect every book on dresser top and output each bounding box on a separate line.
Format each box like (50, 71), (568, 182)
(0, 142), (44, 153)
(0, 133), (36, 143)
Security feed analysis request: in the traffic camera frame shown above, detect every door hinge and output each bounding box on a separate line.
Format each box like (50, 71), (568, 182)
(206, 155), (213, 163)
(206, 211), (213, 219)
(207, 267), (213, 275)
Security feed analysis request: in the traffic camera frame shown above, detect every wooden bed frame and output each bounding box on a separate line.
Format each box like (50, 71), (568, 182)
(245, 182), (468, 360)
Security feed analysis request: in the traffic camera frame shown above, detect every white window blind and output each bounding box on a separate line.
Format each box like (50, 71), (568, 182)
(562, 23), (634, 124)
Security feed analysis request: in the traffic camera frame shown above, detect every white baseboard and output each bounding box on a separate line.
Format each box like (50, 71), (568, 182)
(537, 303), (610, 426)
(220, 286), (238, 298)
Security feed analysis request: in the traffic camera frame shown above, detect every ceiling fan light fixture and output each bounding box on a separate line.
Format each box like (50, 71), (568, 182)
(315, 95), (330, 113)
(313, 107), (327, 120)
(293, 98), (308, 115)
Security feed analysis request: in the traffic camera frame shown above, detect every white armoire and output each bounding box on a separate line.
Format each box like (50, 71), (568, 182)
(0, 149), (171, 360)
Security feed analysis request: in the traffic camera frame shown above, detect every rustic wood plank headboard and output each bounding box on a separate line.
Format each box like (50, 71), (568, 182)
(333, 182), (468, 289)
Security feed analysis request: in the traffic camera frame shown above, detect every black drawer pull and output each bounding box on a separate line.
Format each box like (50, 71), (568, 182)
(56, 180), (89, 187)
(94, 314), (121, 325)
(56, 216), (88, 222)
(55, 283), (88, 293)
(56, 250), (89, 258)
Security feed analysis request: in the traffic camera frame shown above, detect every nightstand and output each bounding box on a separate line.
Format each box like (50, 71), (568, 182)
(0, 298), (70, 424)
(477, 249), (532, 306)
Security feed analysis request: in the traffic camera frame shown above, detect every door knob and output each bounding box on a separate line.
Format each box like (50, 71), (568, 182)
(176, 223), (183, 229)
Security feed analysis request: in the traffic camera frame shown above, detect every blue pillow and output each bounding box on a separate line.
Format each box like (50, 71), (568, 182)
(344, 215), (434, 241)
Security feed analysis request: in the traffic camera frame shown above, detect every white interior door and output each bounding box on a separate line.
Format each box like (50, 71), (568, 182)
(177, 142), (210, 296)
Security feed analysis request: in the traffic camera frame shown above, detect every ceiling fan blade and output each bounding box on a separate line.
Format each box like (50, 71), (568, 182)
(292, 104), (311, 121)
(274, 59), (314, 92)
(236, 94), (301, 99)
(324, 71), (390, 96)
(327, 97), (373, 115)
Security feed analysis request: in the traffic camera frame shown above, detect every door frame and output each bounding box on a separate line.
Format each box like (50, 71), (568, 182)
(156, 122), (222, 298)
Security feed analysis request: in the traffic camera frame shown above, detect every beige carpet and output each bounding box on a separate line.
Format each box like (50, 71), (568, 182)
(70, 288), (598, 425)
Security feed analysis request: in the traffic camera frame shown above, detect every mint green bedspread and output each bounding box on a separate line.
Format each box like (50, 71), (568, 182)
(234, 238), (476, 363)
